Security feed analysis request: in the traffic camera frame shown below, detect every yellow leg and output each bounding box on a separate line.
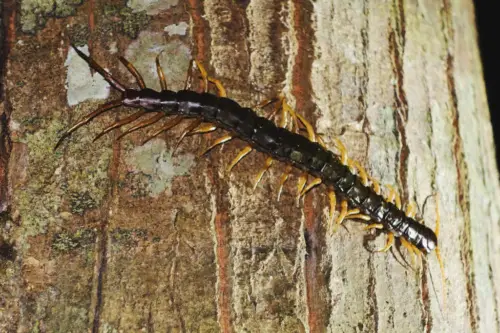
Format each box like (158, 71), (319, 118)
(277, 165), (292, 201)
(328, 190), (336, 228)
(364, 223), (384, 230)
(347, 213), (371, 221)
(335, 200), (349, 225)
(253, 157), (273, 190)
(208, 77), (227, 97)
(296, 174), (308, 202)
(386, 185), (396, 203)
(193, 60), (209, 92)
(405, 202), (417, 218)
(299, 177), (322, 198)
(227, 146), (253, 173)
(155, 53), (168, 91)
(200, 134), (233, 156)
(412, 244), (423, 268)
(401, 238), (416, 266)
(189, 123), (217, 135)
(352, 160), (369, 186)
(376, 233), (394, 253)
(317, 135), (327, 149)
(334, 138), (348, 165)
(386, 185), (402, 209)
(369, 176), (381, 195)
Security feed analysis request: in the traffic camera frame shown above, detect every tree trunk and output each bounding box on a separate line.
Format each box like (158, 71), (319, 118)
(1, 0), (499, 332)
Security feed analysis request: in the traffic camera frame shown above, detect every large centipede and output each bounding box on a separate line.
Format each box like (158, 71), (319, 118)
(56, 45), (445, 294)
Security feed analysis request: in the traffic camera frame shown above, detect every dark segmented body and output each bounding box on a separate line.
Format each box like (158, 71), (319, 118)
(123, 88), (438, 253)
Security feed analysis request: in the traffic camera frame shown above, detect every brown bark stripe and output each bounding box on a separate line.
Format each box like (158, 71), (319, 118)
(214, 211), (232, 333)
(188, 1), (232, 331)
(187, 0), (210, 62)
(290, 0), (326, 331)
(0, 0), (16, 213)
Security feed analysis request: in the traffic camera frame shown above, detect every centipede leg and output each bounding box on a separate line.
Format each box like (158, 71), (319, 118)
(370, 176), (381, 195)
(335, 200), (349, 225)
(296, 174), (308, 203)
(119, 56), (146, 89)
(173, 118), (203, 154)
(155, 52), (168, 91)
(200, 134), (233, 156)
(208, 77), (227, 97)
(400, 238), (416, 266)
(188, 123), (217, 135)
(327, 190), (336, 230)
(116, 113), (165, 141)
(54, 99), (123, 150)
(142, 116), (183, 145)
(334, 138), (348, 165)
(364, 223), (384, 230)
(386, 185), (402, 209)
(299, 177), (322, 198)
(277, 165), (293, 201)
(185, 60), (209, 93)
(253, 157), (273, 190)
(406, 202), (417, 218)
(376, 233), (394, 253)
(93, 111), (146, 141)
(227, 146), (253, 173)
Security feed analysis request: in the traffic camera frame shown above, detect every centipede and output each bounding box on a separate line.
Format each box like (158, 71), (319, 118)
(56, 45), (445, 296)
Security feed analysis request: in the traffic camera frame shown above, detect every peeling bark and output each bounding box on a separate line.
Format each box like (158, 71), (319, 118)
(1, 0), (499, 332)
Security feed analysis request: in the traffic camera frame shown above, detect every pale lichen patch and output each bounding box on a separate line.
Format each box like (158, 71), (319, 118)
(124, 139), (195, 197)
(65, 45), (110, 106)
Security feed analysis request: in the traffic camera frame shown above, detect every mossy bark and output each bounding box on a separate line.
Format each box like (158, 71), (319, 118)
(1, 0), (499, 332)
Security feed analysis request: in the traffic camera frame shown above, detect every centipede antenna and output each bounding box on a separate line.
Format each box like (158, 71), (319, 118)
(433, 194), (447, 309)
(54, 99), (122, 150)
(142, 116), (183, 145)
(173, 119), (203, 154)
(93, 110), (146, 142)
(116, 113), (164, 141)
(427, 258), (445, 318)
(155, 52), (168, 91)
(70, 44), (126, 93)
(118, 56), (146, 89)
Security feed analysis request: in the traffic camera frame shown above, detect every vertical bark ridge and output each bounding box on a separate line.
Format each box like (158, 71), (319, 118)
(441, 1), (479, 331)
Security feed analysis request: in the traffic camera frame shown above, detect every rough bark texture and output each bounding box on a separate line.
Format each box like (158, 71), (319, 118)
(1, 0), (499, 332)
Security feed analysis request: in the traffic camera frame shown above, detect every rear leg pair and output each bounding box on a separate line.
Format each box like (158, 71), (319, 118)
(55, 47), (168, 149)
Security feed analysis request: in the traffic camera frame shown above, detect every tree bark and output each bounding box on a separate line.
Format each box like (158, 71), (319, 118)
(1, 0), (499, 332)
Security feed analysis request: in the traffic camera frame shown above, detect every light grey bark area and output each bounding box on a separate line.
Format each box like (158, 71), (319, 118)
(0, 0), (499, 332)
